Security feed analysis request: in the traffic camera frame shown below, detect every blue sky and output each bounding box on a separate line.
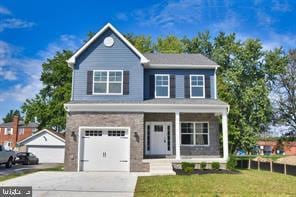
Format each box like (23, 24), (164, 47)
(0, 0), (295, 122)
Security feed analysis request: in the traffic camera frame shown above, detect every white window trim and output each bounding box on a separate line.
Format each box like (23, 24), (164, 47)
(155, 74), (170, 98)
(180, 121), (210, 146)
(4, 128), (13, 135)
(92, 70), (123, 95)
(190, 74), (205, 98)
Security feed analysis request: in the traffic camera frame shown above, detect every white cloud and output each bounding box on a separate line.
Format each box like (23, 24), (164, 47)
(272, 0), (292, 12)
(0, 6), (11, 15)
(133, 0), (203, 28)
(0, 35), (80, 103)
(262, 33), (296, 50)
(256, 11), (276, 27)
(115, 13), (128, 21)
(0, 18), (35, 32)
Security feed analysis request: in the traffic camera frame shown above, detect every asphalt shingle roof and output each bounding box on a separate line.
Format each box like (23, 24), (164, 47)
(0, 121), (38, 128)
(143, 53), (218, 66)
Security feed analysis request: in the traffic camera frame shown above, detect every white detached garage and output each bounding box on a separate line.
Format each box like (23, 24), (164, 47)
(18, 129), (65, 163)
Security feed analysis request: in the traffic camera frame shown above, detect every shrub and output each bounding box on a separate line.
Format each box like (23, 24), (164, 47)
(184, 166), (194, 174)
(200, 162), (207, 170)
(227, 155), (237, 170)
(212, 162), (220, 170)
(181, 162), (195, 173)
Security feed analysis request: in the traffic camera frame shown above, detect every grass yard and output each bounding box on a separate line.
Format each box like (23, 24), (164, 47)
(135, 170), (296, 196)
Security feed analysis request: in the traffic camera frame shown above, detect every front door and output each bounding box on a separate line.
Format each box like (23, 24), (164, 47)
(145, 122), (172, 155)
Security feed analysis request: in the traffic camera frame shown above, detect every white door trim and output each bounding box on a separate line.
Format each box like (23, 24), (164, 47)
(145, 122), (173, 155)
(78, 126), (130, 172)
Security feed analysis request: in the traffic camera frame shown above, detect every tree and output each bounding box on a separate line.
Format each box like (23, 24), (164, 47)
(125, 34), (153, 53)
(182, 31), (213, 57)
(22, 51), (73, 131)
(209, 32), (287, 153)
(2, 110), (22, 123)
(273, 49), (296, 132)
(155, 35), (184, 53)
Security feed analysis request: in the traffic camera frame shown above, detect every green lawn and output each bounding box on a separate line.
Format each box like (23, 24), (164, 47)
(135, 170), (296, 196)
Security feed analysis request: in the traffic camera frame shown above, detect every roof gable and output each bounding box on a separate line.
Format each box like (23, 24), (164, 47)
(18, 129), (65, 146)
(67, 23), (149, 67)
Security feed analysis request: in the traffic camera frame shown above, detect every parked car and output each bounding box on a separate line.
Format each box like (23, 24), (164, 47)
(0, 145), (16, 168)
(15, 152), (39, 165)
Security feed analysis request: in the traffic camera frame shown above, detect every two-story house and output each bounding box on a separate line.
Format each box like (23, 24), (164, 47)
(64, 23), (229, 173)
(0, 116), (38, 149)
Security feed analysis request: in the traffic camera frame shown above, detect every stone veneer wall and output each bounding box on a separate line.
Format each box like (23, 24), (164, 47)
(144, 113), (221, 157)
(64, 112), (149, 172)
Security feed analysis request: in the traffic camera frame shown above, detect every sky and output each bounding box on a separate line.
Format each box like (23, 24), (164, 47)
(0, 0), (295, 122)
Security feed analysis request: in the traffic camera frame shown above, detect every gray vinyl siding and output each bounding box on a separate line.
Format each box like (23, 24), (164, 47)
(144, 69), (215, 99)
(72, 28), (143, 101)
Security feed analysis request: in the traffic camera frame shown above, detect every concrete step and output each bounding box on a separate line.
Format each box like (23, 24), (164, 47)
(150, 166), (173, 171)
(149, 161), (175, 176)
(149, 171), (176, 176)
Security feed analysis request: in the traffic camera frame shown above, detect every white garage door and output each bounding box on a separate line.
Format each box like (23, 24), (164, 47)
(27, 146), (65, 163)
(80, 128), (129, 172)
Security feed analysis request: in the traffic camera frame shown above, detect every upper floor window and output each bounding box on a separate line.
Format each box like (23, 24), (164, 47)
(4, 128), (13, 135)
(18, 128), (25, 135)
(93, 70), (123, 95)
(190, 75), (205, 98)
(155, 74), (170, 98)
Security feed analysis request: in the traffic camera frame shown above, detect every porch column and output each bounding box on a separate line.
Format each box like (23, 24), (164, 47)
(222, 111), (229, 161)
(175, 112), (181, 160)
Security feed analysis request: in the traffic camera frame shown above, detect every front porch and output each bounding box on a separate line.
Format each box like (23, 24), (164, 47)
(143, 112), (229, 164)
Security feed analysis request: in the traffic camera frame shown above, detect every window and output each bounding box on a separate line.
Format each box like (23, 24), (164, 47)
(190, 75), (205, 98)
(108, 130), (125, 136)
(93, 70), (123, 95)
(18, 128), (24, 135)
(154, 125), (163, 132)
(147, 125), (150, 151)
(155, 74), (170, 98)
(167, 125), (171, 151)
(181, 123), (194, 145)
(85, 130), (102, 136)
(195, 123), (209, 145)
(181, 122), (209, 145)
(4, 128), (13, 135)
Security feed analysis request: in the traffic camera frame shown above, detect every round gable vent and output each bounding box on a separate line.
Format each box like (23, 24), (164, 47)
(104, 37), (114, 47)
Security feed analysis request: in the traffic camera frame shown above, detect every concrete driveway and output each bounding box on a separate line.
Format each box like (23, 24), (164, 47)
(0, 171), (139, 197)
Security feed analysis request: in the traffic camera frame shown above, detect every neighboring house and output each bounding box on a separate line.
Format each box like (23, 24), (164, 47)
(64, 23), (229, 172)
(17, 129), (65, 163)
(0, 116), (38, 149)
(257, 140), (296, 156)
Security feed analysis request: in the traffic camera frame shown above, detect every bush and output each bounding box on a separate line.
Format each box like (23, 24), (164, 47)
(181, 162), (195, 173)
(227, 155), (237, 170)
(212, 162), (220, 170)
(184, 166), (194, 174)
(200, 162), (207, 170)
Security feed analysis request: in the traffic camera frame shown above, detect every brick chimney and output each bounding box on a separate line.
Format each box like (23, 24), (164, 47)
(12, 115), (19, 147)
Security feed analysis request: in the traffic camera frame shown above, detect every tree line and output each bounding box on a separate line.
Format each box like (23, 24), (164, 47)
(3, 31), (294, 153)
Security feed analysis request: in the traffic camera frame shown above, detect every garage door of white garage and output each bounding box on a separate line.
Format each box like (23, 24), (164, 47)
(27, 146), (65, 163)
(79, 127), (130, 172)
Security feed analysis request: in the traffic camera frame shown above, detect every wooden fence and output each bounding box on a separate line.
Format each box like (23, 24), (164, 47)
(236, 160), (296, 176)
